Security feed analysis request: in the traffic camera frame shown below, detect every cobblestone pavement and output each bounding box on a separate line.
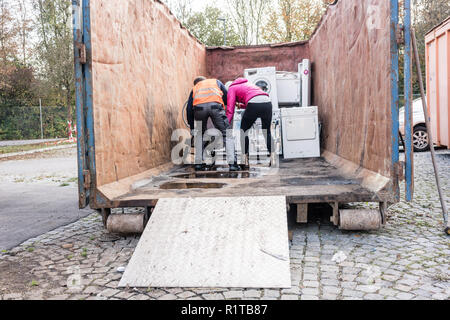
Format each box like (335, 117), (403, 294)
(0, 151), (449, 300)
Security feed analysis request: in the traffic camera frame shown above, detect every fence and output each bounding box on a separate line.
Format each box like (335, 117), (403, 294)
(0, 105), (72, 141)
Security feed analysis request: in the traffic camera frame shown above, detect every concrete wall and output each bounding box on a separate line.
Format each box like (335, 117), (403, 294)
(90, 0), (206, 186)
(206, 42), (310, 83)
(309, 0), (392, 177)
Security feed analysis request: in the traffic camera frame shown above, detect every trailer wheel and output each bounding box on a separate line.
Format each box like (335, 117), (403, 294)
(182, 100), (190, 128)
(339, 209), (382, 231)
(106, 213), (146, 234)
(413, 125), (430, 152)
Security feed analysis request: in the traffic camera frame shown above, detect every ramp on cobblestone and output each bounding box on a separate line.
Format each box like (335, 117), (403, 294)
(119, 196), (291, 288)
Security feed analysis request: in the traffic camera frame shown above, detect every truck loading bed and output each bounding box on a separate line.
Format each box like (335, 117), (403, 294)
(74, 0), (411, 232)
(97, 155), (391, 208)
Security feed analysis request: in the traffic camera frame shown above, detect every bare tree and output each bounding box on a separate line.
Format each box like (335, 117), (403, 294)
(250, 0), (271, 44)
(227, 0), (271, 45)
(164, 0), (193, 25)
(0, 0), (17, 62)
(16, 0), (33, 65)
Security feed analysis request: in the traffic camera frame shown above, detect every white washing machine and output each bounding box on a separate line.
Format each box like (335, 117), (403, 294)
(281, 106), (320, 159)
(244, 66), (279, 111)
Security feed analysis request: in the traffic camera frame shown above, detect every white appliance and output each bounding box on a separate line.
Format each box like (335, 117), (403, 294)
(281, 106), (320, 159)
(231, 109), (282, 162)
(271, 59), (311, 108)
(271, 110), (282, 155)
(244, 66), (279, 111)
(298, 59), (311, 107)
(276, 71), (301, 106)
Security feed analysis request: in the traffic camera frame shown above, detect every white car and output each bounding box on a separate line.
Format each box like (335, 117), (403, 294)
(399, 97), (429, 152)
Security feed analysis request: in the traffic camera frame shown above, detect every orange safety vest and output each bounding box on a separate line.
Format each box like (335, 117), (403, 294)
(193, 79), (224, 107)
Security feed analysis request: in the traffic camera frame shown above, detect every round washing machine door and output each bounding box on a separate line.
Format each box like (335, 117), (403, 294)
(254, 77), (271, 94)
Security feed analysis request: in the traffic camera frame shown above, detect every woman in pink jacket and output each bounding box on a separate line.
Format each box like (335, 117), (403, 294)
(226, 78), (273, 167)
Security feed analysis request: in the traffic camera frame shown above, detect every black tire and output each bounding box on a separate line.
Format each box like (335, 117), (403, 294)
(413, 125), (430, 152)
(182, 100), (190, 128)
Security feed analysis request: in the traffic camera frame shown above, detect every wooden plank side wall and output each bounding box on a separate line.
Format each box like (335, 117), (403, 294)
(309, 0), (392, 177)
(206, 43), (310, 83)
(90, 0), (206, 186)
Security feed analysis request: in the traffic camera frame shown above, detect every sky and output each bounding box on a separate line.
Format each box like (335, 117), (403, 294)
(190, 0), (228, 12)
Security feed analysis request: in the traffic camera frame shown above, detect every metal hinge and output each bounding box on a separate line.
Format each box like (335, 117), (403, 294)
(395, 161), (405, 181)
(83, 170), (91, 189)
(396, 24), (405, 45)
(76, 42), (86, 64)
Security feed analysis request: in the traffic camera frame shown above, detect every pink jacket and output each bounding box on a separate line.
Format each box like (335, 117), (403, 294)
(226, 78), (269, 123)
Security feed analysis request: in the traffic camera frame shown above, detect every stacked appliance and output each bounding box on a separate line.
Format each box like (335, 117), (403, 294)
(280, 106), (320, 159)
(279, 59), (320, 159)
(239, 59), (320, 160)
(299, 59), (312, 107)
(276, 71), (301, 107)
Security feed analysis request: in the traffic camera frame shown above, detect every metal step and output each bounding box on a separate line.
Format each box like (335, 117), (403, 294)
(119, 196), (291, 288)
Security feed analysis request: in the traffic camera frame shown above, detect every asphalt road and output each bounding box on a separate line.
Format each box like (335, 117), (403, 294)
(0, 139), (63, 147)
(0, 147), (92, 250)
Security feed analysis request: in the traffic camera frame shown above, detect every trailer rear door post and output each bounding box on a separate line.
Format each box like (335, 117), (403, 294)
(391, 0), (414, 202)
(72, 0), (97, 209)
(82, 0), (96, 204)
(72, 0), (90, 208)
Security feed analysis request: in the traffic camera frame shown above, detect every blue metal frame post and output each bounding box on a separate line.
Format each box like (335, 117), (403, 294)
(404, 0), (414, 201)
(72, 0), (88, 208)
(82, 0), (96, 206)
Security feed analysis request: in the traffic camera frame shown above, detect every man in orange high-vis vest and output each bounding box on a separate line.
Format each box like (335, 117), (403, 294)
(186, 76), (240, 172)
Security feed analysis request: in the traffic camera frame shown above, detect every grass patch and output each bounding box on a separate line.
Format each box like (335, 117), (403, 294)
(59, 183), (70, 187)
(30, 280), (39, 287)
(27, 247), (35, 252)
(80, 248), (87, 258)
(0, 141), (75, 155)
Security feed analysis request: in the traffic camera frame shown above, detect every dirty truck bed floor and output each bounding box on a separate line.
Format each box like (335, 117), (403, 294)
(111, 158), (383, 205)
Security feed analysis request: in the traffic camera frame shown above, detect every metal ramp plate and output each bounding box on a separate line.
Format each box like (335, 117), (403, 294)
(119, 196), (291, 288)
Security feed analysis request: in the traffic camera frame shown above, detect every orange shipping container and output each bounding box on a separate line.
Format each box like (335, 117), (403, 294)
(426, 16), (450, 149)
